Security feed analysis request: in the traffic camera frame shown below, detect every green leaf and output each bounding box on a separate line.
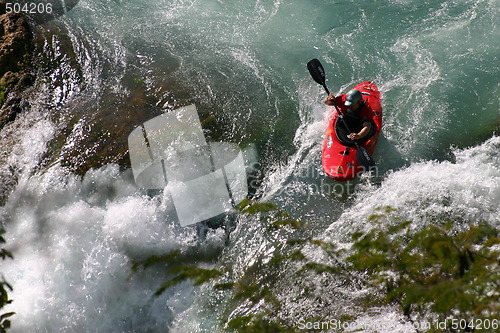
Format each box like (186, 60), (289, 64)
(267, 219), (304, 231)
(0, 312), (14, 320)
(130, 250), (182, 274)
(241, 202), (279, 215)
(153, 266), (224, 297)
(484, 237), (500, 247)
(213, 282), (235, 291)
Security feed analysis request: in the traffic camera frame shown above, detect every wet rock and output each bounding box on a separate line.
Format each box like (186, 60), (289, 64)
(0, 2), (35, 129)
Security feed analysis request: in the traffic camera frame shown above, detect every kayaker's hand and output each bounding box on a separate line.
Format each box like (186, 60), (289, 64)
(324, 93), (335, 105)
(349, 133), (361, 140)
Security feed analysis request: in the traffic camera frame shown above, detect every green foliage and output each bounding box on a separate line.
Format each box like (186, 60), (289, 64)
(133, 203), (499, 332)
(221, 274), (293, 333)
(213, 200), (304, 331)
(0, 86), (6, 108)
(131, 249), (226, 297)
(130, 250), (182, 273)
(274, 209), (499, 332)
(131, 200), (306, 332)
(238, 199), (306, 232)
(0, 228), (14, 333)
(153, 266), (224, 297)
(347, 216), (499, 331)
(238, 199), (278, 215)
(0, 72), (21, 108)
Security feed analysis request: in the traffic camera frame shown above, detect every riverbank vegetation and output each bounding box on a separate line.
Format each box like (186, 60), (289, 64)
(0, 228), (14, 333)
(133, 201), (499, 332)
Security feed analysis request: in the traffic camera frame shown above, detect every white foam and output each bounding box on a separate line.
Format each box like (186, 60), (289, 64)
(327, 135), (500, 237)
(1, 163), (220, 332)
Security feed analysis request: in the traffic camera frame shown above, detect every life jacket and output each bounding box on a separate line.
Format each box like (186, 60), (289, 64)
(334, 97), (375, 147)
(343, 103), (366, 133)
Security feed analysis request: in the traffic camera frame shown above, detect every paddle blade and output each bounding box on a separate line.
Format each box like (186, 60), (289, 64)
(356, 146), (376, 172)
(307, 58), (330, 95)
(307, 58), (326, 85)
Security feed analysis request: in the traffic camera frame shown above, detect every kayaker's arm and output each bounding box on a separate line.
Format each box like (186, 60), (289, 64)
(349, 122), (372, 140)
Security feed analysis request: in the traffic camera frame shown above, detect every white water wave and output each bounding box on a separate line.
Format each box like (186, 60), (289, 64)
(327, 135), (500, 239)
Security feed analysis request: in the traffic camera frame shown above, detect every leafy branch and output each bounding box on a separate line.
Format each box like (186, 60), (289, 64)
(347, 217), (499, 332)
(130, 203), (499, 333)
(0, 228), (14, 333)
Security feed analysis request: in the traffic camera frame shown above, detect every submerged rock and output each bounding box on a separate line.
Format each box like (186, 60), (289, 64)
(0, 2), (35, 129)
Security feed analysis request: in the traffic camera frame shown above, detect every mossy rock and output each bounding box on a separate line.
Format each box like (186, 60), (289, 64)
(0, 10), (35, 126)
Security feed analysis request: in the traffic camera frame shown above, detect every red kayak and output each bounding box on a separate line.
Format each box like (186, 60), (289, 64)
(322, 81), (383, 181)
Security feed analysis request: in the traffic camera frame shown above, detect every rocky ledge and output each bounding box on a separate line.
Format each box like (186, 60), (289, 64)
(0, 1), (35, 130)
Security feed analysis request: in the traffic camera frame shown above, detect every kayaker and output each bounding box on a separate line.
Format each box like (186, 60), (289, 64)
(323, 89), (374, 143)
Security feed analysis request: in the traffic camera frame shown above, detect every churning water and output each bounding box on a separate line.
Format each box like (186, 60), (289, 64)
(0, 0), (498, 332)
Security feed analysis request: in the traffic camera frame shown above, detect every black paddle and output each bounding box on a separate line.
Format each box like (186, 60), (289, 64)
(307, 58), (376, 171)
